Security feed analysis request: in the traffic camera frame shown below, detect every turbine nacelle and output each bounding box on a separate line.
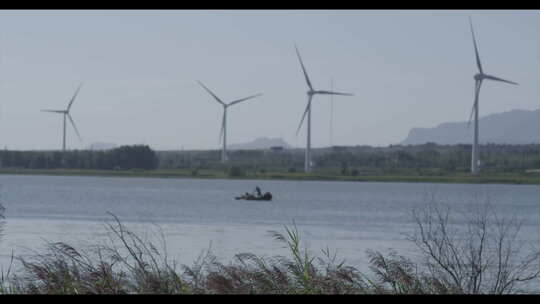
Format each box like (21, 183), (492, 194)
(474, 73), (484, 81)
(41, 110), (68, 114)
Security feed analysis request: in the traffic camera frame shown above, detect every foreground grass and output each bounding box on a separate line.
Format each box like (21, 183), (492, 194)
(1, 168), (540, 185)
(0, 217), (454, 294)
(1, 202), (540, 294)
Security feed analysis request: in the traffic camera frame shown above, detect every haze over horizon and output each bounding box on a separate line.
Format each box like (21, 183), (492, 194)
(1, 10), (539, 151)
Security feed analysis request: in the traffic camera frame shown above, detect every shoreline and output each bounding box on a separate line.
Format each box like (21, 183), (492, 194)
(1, 168), (540, 185)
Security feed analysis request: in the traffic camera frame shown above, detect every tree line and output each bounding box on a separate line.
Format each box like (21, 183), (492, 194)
(0, 145), (158, 170)
(158, 143), (540, 175)
(2, 143), (540, 174)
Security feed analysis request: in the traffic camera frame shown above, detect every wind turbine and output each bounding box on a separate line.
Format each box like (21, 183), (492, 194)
(294, 45), (354, 173)
(467, 18), (518, 175)
(197, 81), (262, 163)
(41, 83), (83, 151)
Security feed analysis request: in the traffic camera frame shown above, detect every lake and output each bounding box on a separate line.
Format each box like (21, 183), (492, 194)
(1, 174), (539, 277)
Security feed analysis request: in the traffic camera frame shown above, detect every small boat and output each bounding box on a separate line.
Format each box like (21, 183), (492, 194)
(236, 192), (273, 201)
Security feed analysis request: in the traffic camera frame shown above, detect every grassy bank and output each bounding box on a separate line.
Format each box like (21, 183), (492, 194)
(1, 168), (540, 185)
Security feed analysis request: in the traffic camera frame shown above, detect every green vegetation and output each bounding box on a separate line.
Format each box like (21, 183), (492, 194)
(227, 166), (246, 177)
(2, 143), (540, 184)
(0, 144), (157, 171)
(1, 168), (540, 185)
(158, 143), (540, 175)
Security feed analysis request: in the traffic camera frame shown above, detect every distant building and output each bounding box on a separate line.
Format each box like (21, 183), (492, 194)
(88, 142), (118, 151)
(270, 146), (284, 152)
(332, 146), (348, 152)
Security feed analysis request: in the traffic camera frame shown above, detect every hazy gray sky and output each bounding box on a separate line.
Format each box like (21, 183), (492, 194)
(1, 10), (539, 150)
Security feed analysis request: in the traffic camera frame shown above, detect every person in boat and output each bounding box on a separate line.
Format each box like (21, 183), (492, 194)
(254, 186), (262, 197)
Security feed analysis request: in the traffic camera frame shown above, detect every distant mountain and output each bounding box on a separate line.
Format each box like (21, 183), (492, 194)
(229, 137), (293, 150)
(87, 142), (118, 151)
(401, 109), (540, 145)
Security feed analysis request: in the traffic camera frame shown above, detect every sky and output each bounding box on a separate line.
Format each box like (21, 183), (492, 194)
(0, 10), (539, 151)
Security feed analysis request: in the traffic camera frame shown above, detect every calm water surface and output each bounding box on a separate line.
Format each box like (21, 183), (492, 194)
(0, 174), (539, 274)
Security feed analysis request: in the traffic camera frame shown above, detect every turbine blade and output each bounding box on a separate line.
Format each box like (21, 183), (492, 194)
(483, 74), (518, 85)
(228, 93), (263, 107)
(469, 17), (484, 74)
(67, 113), (82, 141)
(467, 80), (481, 128)
(295, 95), (313, 136)
(67, 83), (83, 111)
(315, 90), (354, 96)
(218, 110), (225, 144)
(467, 101), (475, 128)
(295, 45), (313, 91)
(41, 109), (65, 113)
(197, 81), (226, 106)
(467, 103), (474, 128)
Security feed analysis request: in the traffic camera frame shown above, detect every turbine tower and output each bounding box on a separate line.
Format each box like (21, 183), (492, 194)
(467, 18), (518, 175)
(294, 45), (353, 173)
(197, 81), (262, 163)
(41, 84), (83, 151)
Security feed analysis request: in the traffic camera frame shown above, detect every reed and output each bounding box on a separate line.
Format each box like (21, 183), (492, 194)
(1, 203), (539, 294)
